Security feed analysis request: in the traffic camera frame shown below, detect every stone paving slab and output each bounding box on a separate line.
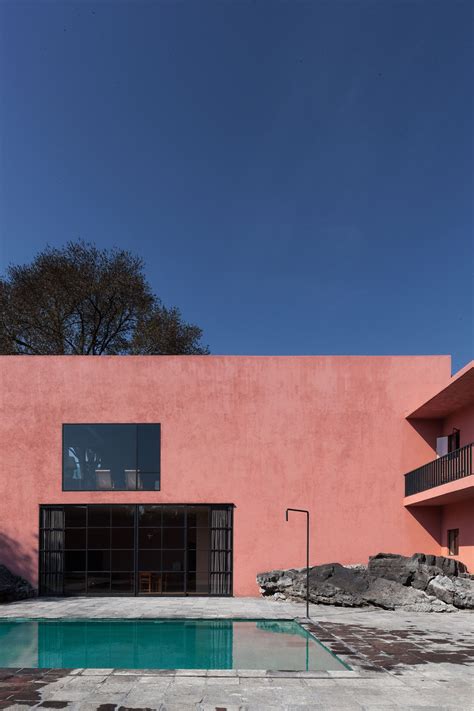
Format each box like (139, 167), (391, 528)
(0, 596), (306, 620)
(0, 597), (472, 709)
(0, 674), (473, 710)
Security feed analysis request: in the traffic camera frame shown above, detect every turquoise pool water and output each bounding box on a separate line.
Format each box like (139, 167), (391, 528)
(0, 619), (349, 671)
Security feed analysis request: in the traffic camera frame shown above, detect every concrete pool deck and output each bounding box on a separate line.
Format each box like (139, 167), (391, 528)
(0, 597), (473, 709)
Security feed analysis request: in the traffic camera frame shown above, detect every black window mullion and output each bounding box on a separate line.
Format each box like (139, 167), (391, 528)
(108, 505), (112, 594)
(135, 424), (138, 491)
(61, 507), (65, 596)
(184, 506), (188, 596)
(229, 505), (234, 596)
(208, 507), (212, 595)
(85, 505), (89, 594)
(160, 509), (163, 596)
(134, 505), (138, 596)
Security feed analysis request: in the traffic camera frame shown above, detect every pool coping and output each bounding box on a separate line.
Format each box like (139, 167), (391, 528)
(0, 616), (388, 679)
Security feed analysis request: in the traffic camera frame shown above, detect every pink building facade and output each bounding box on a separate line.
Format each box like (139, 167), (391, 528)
(0, 355), (472, 597)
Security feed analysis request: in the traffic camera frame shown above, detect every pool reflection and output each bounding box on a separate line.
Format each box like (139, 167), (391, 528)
(0, 619), (348, 671)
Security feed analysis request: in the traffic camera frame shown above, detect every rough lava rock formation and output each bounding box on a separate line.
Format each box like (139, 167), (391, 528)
(0, 565), (36, 603)
(257, 553), (473, 612)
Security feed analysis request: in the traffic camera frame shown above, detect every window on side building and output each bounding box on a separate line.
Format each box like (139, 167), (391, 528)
(447, 528), (459, 556)
(447, 429), (460, 453)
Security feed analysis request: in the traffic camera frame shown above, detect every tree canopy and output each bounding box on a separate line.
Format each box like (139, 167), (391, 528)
(0, 241), (209, 355)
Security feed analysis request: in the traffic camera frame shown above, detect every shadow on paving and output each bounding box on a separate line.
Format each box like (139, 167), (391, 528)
(309, 621), (474, 672)
(0, 669), (69, 709)
(96, 706), (155, 711)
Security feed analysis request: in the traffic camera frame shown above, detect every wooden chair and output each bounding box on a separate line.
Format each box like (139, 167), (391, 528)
(139, 572), (162, 594)
(139, 572), (152, 593)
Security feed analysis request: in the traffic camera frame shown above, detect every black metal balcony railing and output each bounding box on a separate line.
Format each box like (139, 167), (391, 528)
(405, 442), (474, 497)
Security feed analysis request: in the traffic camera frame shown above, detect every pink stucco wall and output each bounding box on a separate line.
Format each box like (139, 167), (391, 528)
(0, 354), (470, 595)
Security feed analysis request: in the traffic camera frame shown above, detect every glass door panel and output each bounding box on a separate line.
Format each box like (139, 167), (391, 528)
(40, 504), (232, 597)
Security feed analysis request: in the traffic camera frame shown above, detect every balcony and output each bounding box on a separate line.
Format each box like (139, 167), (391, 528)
(405, 442), (473, 497)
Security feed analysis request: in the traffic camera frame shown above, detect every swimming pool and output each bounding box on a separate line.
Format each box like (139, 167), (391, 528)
(0, 618), (349, 671)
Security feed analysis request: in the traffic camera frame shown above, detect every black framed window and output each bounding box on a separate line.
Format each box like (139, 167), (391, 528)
(63, 424), (160, 491)
(448, 429), (460, 453)
(39, 504), (233, 597)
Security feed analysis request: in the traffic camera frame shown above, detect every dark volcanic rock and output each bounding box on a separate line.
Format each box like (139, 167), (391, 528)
(0, 564), (36, 603)
(257, 564), (371, 607)
(257, 552), (472, 612)
(368, 553), (414, 585)
(307, 564), (370, 606)
(368, 552), (467, 591)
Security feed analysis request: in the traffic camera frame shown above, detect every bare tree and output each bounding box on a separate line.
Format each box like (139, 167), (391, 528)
(0, 241), (209, 355)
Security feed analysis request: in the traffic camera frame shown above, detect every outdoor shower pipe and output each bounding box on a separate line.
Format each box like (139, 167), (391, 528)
(285, 508), (310, 619)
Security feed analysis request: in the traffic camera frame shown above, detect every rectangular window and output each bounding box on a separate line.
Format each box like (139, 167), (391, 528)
(448, 429), (460, 453)
(39, 504), (233, 597)
(63, 424), (160, 491)
(447, 528), (459, 556)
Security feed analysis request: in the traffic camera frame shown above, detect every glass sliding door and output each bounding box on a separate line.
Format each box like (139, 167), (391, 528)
(187, 506), (211, 595)
(161, 507), (186, 594)
(210, 507), (233, 595)
(110, 505), (135, 593)
(63, 504), (87, 595)
(40, 507), (65, 595)
(137, 505), (163, 594)
(39, 504), (233, 596)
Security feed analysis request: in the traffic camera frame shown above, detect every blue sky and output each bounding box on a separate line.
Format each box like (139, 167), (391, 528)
(1, 1), (472, 370)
